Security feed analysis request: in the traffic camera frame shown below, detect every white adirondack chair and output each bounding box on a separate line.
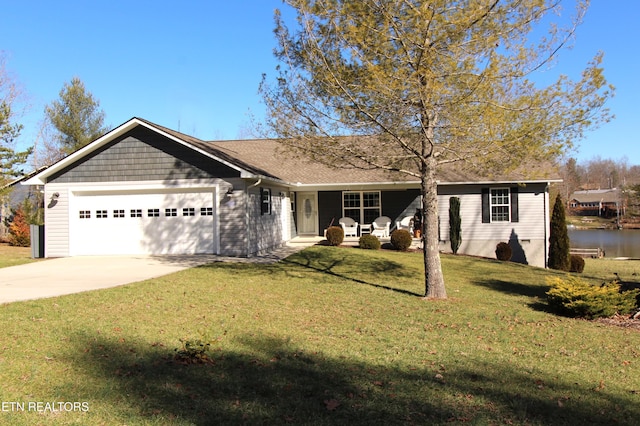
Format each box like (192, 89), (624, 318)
(338, 217), (359, 237)
(395, 216), (413, 234)
(371, 216), (392, 237)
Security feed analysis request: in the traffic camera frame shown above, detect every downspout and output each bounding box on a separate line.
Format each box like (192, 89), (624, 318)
(544, 183), (549, 268)
(248, 178), (262, 190)
(245, 178), (262, 256)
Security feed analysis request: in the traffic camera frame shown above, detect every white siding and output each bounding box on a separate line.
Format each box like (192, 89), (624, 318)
(437, 183), (549, 268)
(44, 184), (71, 257)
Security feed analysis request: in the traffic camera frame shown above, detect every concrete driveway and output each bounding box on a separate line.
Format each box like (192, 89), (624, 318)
(0, 255), (218, 304)
(0, 245), (307, 305)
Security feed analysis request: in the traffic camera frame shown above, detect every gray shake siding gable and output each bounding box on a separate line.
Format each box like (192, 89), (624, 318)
(49, 127), (240, 183)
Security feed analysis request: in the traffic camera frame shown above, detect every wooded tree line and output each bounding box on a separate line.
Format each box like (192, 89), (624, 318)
(557, 156), (640, 192)
(556, 156), (640, 217)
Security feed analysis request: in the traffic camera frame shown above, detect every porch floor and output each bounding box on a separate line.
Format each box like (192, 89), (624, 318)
(288, 235), (423, 250)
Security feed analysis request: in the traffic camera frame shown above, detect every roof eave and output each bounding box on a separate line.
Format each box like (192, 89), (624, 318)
(289, 177), (561, 190)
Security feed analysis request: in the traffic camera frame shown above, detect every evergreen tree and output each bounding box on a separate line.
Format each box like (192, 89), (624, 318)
(548, 195), (570, 271)
(45, 77), (108, 156)
(1, 101), (31, 184)
(1, 55), (31, 185)
(449, 197), (461, 255)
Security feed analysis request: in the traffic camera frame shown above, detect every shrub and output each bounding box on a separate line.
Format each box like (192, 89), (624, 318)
(495, 242), (512, 261)
(359, 234), (380, 250)
(546, 276), (639, 319)
(325, 226), (344, 246)
(390, 229), (412, 251)
(548, 195), (570, 271)
(569, 254), (585, 273)
(8, 206), (31, 247)
(449, 196), (462, 254)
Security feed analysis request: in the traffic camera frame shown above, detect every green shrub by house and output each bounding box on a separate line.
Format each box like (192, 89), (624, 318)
(570, 254), (585, 273)
(548, 195), (571, 271)
(449, 196), (462, 254)
(359, 234), (380, 250)
(495, 242), (512, 261)
(390, 229), (412, 251)
(325, 226), (344, 246)
(546, 276), (639, 319)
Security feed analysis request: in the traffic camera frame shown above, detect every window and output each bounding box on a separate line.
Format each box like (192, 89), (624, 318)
(343, 191), (381, 224)
(113, 209), (125, 218)
(490, 188), (510, 222)
(481, 187), (519, 223)
(165, 208), (177, 217)
(260, 188), (271, 215)
(96, 210), (108, 219)
(130, 209), (142, 218)
(183, 207), (195, 216)
(79, 210), (91, 219)
(148, 208), (160, 217)
(200, 207), (213, 216)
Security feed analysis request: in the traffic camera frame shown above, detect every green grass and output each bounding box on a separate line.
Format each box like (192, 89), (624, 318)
(0, 243), (38, 268)
(1, 246), (640, 425)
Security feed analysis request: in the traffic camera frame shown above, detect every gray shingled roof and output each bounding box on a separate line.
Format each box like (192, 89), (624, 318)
(570, 189), (620, 203)
(140, 118), (560, 185)
(208, 139), (560, 185)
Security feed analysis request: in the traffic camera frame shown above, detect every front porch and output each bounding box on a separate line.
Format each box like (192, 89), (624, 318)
(288, 235), (423, 250)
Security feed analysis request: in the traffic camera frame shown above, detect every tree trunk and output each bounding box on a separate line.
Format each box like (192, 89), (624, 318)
(421, 155), (447, 299)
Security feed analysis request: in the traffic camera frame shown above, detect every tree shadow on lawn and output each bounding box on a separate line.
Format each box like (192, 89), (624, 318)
(280, 248), (423, 297)
(58, 331), (638, 425)
(473, 278), (550, 299)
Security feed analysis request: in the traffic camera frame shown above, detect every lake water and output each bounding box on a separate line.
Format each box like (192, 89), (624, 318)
(568, 229), (640, 258)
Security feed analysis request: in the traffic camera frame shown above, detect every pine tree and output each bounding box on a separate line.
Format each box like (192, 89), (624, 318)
(45, 77), (108, 157)
(548, 195), (570, 271)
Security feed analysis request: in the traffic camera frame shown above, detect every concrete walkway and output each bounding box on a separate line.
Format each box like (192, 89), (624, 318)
(0, 245), (307, 304)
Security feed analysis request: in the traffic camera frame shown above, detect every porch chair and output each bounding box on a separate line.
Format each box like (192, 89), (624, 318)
(371, 216), (392, 238)
(338, 217), (359, 237)
(395, 216), (413, 234)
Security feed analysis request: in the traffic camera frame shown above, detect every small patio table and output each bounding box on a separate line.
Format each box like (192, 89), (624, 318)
(359, 224), (371, 236)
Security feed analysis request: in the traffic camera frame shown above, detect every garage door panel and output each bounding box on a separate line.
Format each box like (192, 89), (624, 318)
(71, 191), (216, 255)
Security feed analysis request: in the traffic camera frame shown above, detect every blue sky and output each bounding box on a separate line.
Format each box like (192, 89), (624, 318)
(1, 1), (638, 166)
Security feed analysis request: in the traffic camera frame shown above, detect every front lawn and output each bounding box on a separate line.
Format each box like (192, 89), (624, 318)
(0, 243), (37, 268)
(0, 246), (639, 425)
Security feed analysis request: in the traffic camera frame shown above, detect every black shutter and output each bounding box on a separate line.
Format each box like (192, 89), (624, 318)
(481, 188), (490, 223)
(510, 187), (519, 222)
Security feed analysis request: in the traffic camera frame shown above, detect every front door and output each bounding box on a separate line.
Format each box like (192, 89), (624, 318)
(297, 192), (318, 235)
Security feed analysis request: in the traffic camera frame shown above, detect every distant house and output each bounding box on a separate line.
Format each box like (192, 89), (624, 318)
(24, 117), (560, 267)
(568, 189), (624, 218)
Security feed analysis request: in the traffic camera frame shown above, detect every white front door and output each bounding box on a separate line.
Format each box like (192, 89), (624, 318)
(297, 192), (318, 235)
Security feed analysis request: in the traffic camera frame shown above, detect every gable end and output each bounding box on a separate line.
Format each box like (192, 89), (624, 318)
(48, 126), (241, 183)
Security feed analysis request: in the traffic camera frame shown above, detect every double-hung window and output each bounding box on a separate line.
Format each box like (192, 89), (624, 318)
(482, 187), (519, 223)
(343, 191), (381, 224)
(490, 188), (510, 222)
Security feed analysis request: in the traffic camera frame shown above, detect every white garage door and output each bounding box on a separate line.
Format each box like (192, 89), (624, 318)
(70, 191), (216, 255)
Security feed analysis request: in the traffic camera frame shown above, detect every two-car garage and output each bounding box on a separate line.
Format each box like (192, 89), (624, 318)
(69, 189), (217, 256)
